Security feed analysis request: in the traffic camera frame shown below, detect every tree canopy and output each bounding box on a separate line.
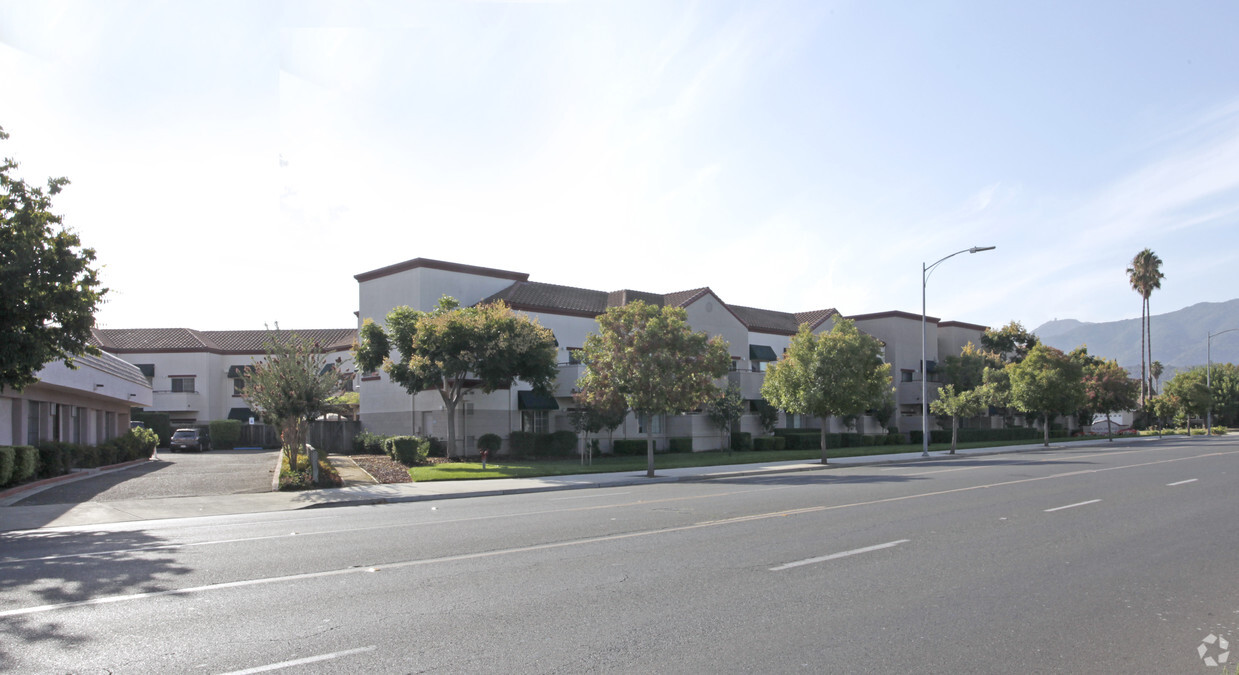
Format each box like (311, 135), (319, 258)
(575, 300), (730, 477)
(1076, 349), (1139, 441)
(355, 297), (559, 458)
(1007, 344), (1086, 446)
(761, 318), (891, 463)
(0, 126), (106, 391)
(930, 384), (988, 453)
(241, 333), (351, 471)
(980, 321), (1038, 364)
(706, 383), (746, 451)
(1127, 248), (1164, 404)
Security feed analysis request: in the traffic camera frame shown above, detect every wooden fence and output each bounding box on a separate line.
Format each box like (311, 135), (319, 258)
(237, 420), (361, 454)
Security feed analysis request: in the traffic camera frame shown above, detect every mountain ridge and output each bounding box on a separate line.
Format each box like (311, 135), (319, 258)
(1033, 299), (1239, 374)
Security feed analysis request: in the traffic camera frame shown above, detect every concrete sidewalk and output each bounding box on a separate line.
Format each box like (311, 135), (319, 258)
(0, 436), (1167, 533)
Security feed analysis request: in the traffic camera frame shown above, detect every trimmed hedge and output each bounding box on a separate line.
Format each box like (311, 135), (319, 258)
(478, 433), (502, 453)
(752, 436), (786, 451)
(909, 427), (1066, 445)
(383, 436), (429, 466)
(130, 410), (172, 446)
(0, 446), (12, 485)
(353, 431), (389, 454)
(209, 420), (242, 450)
(549, 430), (578, 457)
(730, 432), (752, 451)
(612, 439), (650, 456)
(14, 446), (38, 484)
(509, 431), (578, 458)
(669, 437), (693, 453)
(508, 431), (538, 458)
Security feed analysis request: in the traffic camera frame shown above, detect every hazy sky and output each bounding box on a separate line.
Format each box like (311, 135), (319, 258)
(2, 1), (1236, 332)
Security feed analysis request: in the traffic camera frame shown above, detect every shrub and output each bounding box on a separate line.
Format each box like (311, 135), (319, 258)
(612, 439), (649, 455)
(729, 432), (752, 451)
(383, 436), (429, 466)
(36, 444), (68, 478)
(886, 433), (907, 445)
(0, 447), (14, 486)
(427, 436), (446, 457)
(509, 431), (537, 458)
(130, 410), (172, 446)
(14, 446), (38, 484)
(279, 451), (342, 490)
(478, 433), (502, 453)
(548, 430), (578, 457)
(773, 431), (821, 450)
(752, 436), (785, 451)
(353, 431), (389, 454)
(209, 420), (242, 450)
(669, 437), (693, 453)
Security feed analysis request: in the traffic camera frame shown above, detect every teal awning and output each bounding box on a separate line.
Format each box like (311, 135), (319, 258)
(749, 344), (777, 361)
(517, 391), (560, 410)
(137, 363), (155, 377)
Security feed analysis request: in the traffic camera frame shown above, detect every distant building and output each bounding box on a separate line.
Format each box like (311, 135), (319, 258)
(0, 351), (152, 447)
(355, 257), (989, 453)
(91, 328), (357, 427)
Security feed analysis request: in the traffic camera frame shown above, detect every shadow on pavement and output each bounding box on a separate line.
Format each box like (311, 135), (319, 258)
(12, 462), (172, 508)
(0, 528), (193, 668)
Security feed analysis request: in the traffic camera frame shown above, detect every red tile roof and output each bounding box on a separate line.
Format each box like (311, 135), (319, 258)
(92, 328), (357, 354)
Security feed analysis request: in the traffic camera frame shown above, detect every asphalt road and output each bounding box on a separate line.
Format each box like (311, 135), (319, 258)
(12, 449), (277, 506)
(1, 436), (1236, 673)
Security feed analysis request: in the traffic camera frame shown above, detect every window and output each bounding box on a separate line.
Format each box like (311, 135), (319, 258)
(171, 377), (195, 393)
(71, 406), (81, 444)
(233, 379), (245, 396)
(752, 360), (768, 372)
(567, 348), (584, 365)
(638, 413), (663, 434)
(901, 370), (915, 383)
(522, 410), (549, 434)
(26, 401), (40, 446)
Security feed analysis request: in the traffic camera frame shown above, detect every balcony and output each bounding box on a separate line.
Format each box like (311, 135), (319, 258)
(554, 364), (584, 398)
(727, 370), (765, 400)
(151, 390), (201, 412)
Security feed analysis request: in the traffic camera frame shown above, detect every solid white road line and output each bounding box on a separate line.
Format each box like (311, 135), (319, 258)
(219, 645), (377, 674)
(1044, 499), (1101, 513)
(769, 539), (911, 572)
(1167, 479), (1198, 486)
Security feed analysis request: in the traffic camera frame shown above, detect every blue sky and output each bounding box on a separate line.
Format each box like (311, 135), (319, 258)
(2, 0), (1236, 333)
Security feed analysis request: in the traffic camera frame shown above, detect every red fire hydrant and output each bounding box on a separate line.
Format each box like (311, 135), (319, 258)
(481, 449), (489, 469)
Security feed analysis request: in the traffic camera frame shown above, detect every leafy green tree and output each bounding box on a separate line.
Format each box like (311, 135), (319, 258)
(761, 318), (891, 463)
(930, 384), (988, 453)
(0, 126), (106, 391)
(706, 383), (746, 452)
(567, 396), (627, 461)
(981, 321), (1039, 364)
(575, 301), (731, 477)
(1127, 248), (1164, 404)
(755, 399), (780, 434)
(241, 333), (351, 472)
(940, 342), (997, 391)
(1162, 366), (1211, 431)
(1208, 362), (1239, 427)
(1081, 355), (1140, 441)
(870, 388), (896, 432)
(355, 297), (558, 458)
(1007, 344), (1086, 447)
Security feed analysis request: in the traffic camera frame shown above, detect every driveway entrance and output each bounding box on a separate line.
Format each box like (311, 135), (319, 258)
(12, 449), (277, 506)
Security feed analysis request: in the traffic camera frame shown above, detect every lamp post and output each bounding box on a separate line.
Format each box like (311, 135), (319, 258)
(1207, 328), (1239, 435)
(922, 246), (996, 457)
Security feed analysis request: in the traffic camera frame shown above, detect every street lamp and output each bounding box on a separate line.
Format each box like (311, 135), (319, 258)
(1207, 328), (1239, 435)
(922, 246), (996, 457)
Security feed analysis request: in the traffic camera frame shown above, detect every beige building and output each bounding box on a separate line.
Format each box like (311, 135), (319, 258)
(0, 351), (153, 447)
(355, 258), (989, 453)
(91, 328), (357, 427)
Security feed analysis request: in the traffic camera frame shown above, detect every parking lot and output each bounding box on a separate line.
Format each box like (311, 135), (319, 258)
(12, 449), (278, 506)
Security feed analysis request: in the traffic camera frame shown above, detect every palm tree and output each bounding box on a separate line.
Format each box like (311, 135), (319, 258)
(1126, 249), (1164, 405)
(1150, 360), (1163, 396)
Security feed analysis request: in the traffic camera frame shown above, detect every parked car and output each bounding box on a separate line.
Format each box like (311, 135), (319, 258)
(171, 428), (211, 452)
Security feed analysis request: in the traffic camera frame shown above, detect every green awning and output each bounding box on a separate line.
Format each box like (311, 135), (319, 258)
(517, 391), (560, 410)
(137, 363), (155, 377)
(228, 407), (258, 422)
(749, 344), (777, 361)
(227, 365), (249, 378)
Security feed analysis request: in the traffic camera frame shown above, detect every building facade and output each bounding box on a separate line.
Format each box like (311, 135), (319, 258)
(355, 258), (989, 453)
(91, 328), (357, 427)
(0, 351), (153, 447)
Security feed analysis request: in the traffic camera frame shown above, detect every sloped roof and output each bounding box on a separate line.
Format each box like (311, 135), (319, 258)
(92, 328), (357, 354)
(730, 305), (838, 335)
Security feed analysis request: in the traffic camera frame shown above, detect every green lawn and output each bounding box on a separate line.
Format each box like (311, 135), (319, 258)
(405, 434), (1138, 482)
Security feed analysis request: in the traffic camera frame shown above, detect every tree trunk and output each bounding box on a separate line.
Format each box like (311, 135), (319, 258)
(950, 415), (958, 454)
(1139, 300), (1147, 405)
(646, 421), (655, 478)
(820, 423), (828, 464)
(440, 389), (458, 459)
(1106, 413), (1113, 442)
(1043, 413), (1050, 447)
(1146, 297), (1153, 402)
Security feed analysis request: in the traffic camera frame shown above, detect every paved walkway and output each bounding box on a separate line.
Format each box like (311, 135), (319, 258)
(0, 437), (1169, 533)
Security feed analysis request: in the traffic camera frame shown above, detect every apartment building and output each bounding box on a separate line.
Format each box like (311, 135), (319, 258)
(0, 351), (153, 447)
(91, 328), (357, 427)
(355, 257), (988, 452)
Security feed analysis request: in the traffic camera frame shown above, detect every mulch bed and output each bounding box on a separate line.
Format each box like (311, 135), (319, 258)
(348, 454), (456, 483)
